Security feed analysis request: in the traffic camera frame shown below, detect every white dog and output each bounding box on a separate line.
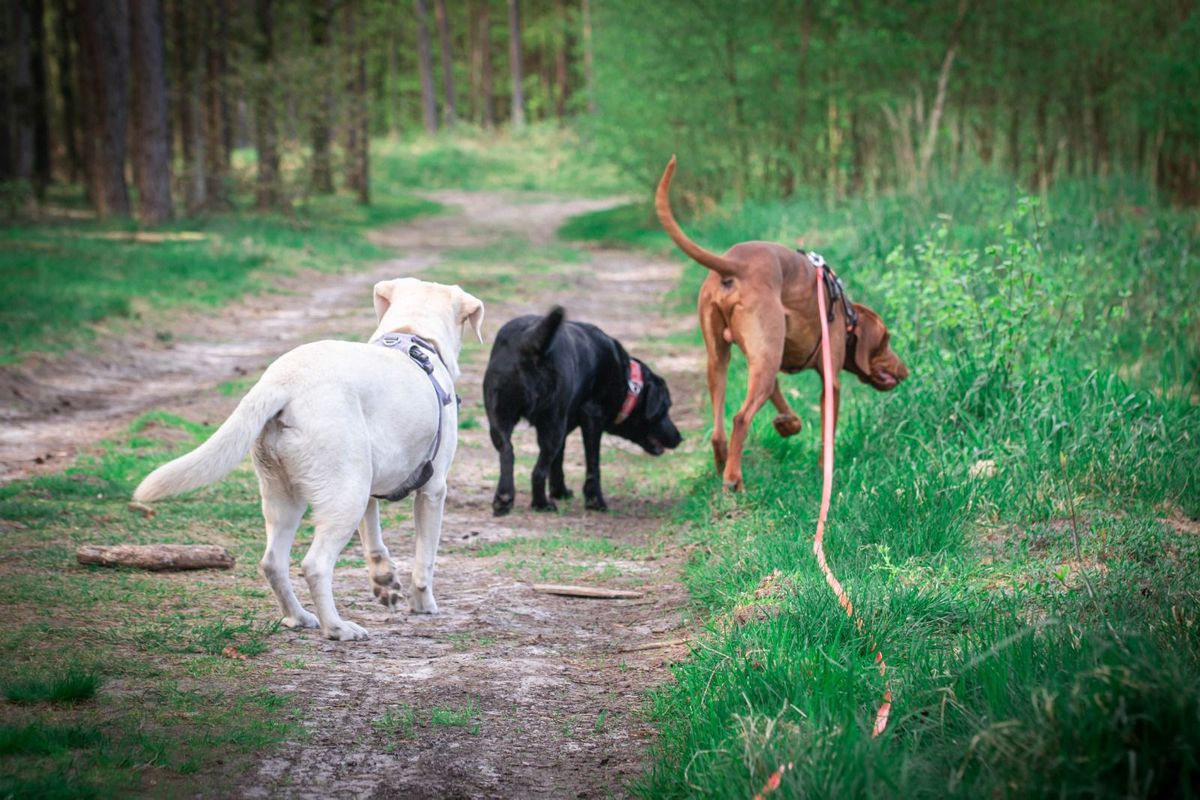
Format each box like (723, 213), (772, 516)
(134, 278), (484, 641)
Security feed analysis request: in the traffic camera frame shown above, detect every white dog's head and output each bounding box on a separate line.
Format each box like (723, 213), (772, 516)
(370, 278), (485, 380)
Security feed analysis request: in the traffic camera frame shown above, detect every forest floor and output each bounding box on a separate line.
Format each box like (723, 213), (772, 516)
(0, 191), (707, 798)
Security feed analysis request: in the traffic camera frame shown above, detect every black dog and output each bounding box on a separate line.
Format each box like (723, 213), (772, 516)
(484, 307), (682, 515)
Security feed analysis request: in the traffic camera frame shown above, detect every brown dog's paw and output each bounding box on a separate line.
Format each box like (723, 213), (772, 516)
(723, 477), (744, 492)
(773, 414), (802, 438)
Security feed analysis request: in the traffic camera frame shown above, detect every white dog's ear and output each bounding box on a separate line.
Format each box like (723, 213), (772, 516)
(459, 290), (485, 343)
(373, 280), (395, 322)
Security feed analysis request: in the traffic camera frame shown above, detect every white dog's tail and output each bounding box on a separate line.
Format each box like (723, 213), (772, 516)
(133, 383), (289, 503)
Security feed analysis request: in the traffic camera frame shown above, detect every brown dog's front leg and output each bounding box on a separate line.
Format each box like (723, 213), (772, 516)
(769, 379), (803, 437)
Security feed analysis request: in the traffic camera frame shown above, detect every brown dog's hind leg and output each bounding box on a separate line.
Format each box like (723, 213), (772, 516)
(724, 359), (779, 492)
(769, 380), (803, 437)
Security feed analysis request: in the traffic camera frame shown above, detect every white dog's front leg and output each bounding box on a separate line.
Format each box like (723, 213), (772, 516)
(410, 483), (446, 614)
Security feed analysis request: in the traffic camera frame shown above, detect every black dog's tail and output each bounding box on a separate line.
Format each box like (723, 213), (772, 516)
(521, 306), (565, 358)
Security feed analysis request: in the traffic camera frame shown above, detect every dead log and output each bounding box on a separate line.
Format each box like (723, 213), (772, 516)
(531, 583), (644, 599)
(76, 544), (234, 571)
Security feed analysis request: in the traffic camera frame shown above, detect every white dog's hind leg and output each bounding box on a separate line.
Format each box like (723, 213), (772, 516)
(302, 498), (371, 641)
(409, 481), (446, 614)
(358, 498), (403, 610)
(258, 480), (318, 630)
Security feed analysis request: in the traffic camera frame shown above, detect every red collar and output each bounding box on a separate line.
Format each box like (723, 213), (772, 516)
(614, 360), (644, 424)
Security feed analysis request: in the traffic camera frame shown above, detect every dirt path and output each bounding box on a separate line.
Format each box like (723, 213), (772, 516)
(3, 191), (706, 797)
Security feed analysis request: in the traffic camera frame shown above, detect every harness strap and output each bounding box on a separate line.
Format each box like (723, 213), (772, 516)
(804, 251), (859, 332)
(371, 332), (457, 501)
(614, 360), (644, 425)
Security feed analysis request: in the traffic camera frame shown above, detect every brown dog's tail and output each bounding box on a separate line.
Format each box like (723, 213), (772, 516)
(655, 156), (741, 278)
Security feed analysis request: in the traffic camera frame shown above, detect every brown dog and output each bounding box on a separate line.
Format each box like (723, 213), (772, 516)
(656, 157), (908, 490)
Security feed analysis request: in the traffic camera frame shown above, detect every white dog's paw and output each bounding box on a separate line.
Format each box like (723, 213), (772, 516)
(371, 572), (405, 611)
(281, 610), (320, 630)
(408, 584), (438, 615)
(324, 620), (371, 641)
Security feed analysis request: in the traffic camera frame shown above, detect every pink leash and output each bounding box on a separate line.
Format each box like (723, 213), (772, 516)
(812, 264), (893, 738)
(753, 266), (893, 800)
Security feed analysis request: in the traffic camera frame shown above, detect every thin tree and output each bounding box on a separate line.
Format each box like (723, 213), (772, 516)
(553, 0), (569, 120)
(54, 0), (81, 183)
(76, 0), (131, 217)
(433, 0), (456, 125)
(309, 0), (335, 194)
(479, 0), (495, 127)
(30, 0), (50, 200)
(414, 0), (438, 133)
(203, 2), (230, 208)
(253, 0), (284, 210)
(129, 0), (174, 223)
(341, 0), (368, 203)
(507, 0), (524, 127)
(580, 0), (594, 114)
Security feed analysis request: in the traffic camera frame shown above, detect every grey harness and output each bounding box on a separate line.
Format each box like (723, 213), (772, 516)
(371, 332), (457, 502)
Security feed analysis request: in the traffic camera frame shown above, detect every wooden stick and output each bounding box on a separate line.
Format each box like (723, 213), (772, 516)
(531, 583), (644, 599)
(76, 544), (235, 571)
(618, 638), (691, 653)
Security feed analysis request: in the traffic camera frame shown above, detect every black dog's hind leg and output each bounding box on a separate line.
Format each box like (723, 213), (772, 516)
(549, 442), (574, 500)
(490, 418), (518, 516)
(531, 423), (568, 512)
(580, 414), (607, 512)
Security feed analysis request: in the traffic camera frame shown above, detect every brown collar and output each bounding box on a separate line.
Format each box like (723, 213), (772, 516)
(614, 360), (644, 424)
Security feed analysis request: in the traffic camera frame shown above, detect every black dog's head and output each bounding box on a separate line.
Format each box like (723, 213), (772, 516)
(616, 360), (683, 456)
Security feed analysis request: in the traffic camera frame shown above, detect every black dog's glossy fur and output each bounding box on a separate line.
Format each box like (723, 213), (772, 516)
(484, 307), (682, 515)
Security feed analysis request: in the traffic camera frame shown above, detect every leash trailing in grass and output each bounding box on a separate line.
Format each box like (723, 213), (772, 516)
(812, 264), (893, 738)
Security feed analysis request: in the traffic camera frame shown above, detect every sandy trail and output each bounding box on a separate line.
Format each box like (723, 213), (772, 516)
(3, 190), (706, 798)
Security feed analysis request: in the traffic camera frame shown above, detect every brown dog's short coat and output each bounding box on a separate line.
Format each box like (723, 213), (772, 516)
(656, 157), (909, 490)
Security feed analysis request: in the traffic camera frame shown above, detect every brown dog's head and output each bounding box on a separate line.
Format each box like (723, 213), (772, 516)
(846, 304), (908, 391)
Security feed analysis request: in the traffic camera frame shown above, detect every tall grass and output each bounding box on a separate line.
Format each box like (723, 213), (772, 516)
(565, 172), (1200, 797)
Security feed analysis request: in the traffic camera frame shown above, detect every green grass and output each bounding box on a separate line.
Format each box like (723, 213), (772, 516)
(374, 124), (631, 196)
(430, 698), (481, 734)
(620, 172), (1200, 798)
(0, 175), (440, 364)
(3, 665), (101, 704)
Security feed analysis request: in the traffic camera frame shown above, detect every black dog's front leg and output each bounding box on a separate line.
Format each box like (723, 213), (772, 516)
(531, 423), (568, 511)
(549, 443), (574, 500)
(580, 415), (607, 511)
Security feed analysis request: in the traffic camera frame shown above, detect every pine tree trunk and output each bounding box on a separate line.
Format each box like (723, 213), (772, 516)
(507, 0), (525, 127)
(480, 0), (495, 127)
(580, 0), (594, 114)
(553, 0), (569, 120)
(76, 0), (131, 217)
(414, 0), (438, 133)
(203, 3), (230, 208)
(186, 2), (207, 210)
(30, 0), (50, 200)
(340, 0), (368, 203)
(54, 0), (81, 183)
(253, 0), (283, 210)
(433, 0), (456, 126)
(7, 0), (37, 187)
(308, 0), (335, 194)
(129, 0), (174, 223)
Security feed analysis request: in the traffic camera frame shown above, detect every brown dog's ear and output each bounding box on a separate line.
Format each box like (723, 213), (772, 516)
(373, 280), (395, 322)
(852, 305), (886, 377)
(459, 289), (485, 343)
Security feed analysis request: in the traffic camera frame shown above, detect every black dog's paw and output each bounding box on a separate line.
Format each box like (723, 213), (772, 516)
(492, 493), (514, 517)
(532, 499), (558, 513)
(585, 496), (608, 512)
(550, 486), (574, 500)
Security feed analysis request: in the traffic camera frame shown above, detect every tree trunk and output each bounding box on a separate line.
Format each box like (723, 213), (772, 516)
(507, 0), (525, 127)
(479, 0), (495, 127)
(54, 0), (81, 183)
(76, 0), (131, 217)
(129, 0), (174, 224)
(414, 0), (438, 133)
(186, 2), (207, 210)
(580, 0), (594, 114)
(433, 0), (456, 126)
(553, 0), (569, 120)
(253, 0), (283, 211)
(203, 3), (230, 208)
(30, 0), (50, 199)
(341, 0), (368, 204)
(6, 0), (37, 187)
(1007, 102), (1020, 179)
(308, 0), (335, 194)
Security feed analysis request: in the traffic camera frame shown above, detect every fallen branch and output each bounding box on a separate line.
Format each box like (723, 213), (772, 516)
(531, 583), (644, 599)
(617, 638), (691, 653)
(76, 544), (235, 571)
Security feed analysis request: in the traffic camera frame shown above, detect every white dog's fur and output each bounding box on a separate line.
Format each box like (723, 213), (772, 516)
(134, 278), (484, 641)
